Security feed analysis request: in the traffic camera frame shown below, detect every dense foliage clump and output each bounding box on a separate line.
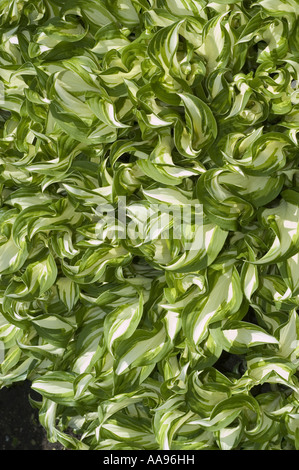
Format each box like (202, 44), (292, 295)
(0, 0), (299, 450)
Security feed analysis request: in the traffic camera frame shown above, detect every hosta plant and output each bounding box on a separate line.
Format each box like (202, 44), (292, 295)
(0, 0), (299, 451)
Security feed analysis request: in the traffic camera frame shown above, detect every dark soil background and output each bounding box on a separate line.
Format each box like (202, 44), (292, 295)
(0, 380), (64, 450)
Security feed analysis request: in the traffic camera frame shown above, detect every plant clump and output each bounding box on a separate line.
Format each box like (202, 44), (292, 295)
(0, 0), (299, 450)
